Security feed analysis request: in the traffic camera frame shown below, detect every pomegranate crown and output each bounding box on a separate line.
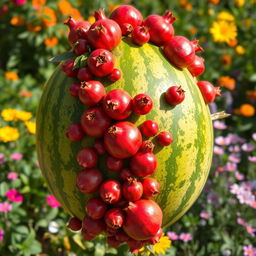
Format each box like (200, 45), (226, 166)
(94, 8), (107, 21)
(163, 10), (176, 24)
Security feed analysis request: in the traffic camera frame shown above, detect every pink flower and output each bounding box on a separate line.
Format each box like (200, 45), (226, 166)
(228, 145), (240, 153)
(243, 245), (256, 256)
(200, 211), (212, 219)
(237, 190), (255, 205)
(35, 161), (40, 167)
(0, 153), (6, 164)
(226, 133), (240, 144)
(228, 154), (240, 163)
(215, 136), (228, 146)
(0, 202), (12, 212)
(213, 120), (227, 130)
(179, 233), (192, 242)
(242, 143), (255, 152)
(10, 153), (23, 160)
(248, 156), (256, 163)
(10, 0), (27, 6)
(225, 162), (237, 172)
(46, 195), (60, 208)
(246, 225), (256, 237)
(6, 189), (23, 203)
(251, 201), (256, 209)
(0, 229), (4, 243)
(7, 172), (19, 180)
(235, 171), (244, 181)
(252, 133), (256, 141)
(237, 217), (247, 226)
(214, 146), (224, 155)
(167, 232), (179, 240)
(230, 184), (242, 194)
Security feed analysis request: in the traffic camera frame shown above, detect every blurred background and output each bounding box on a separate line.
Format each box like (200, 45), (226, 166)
(0, 0), (255, 255)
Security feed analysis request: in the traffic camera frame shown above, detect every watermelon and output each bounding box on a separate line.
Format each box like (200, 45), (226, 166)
(36, 39), (213, 227)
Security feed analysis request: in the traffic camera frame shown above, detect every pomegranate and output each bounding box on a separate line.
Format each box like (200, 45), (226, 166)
(93, 140), (106, 155)
(99, 180), (122, 204)
(122, 178), (143, 201)
(120, 23), (133, 36)
(76, 147), (98, 168)
(132, 94), (153, 115)
(165, 86), (185, 105)
(146, 228), (163, 244)
(144, 11), (176, 46)
(79, 80), (106, 106)
(108, 68), (122, 82)
(81, 229), (95, 241)
(66, 123), (85, 142)
(61, 59), (78, 78)
(104, 208), (125, 229)
(105, 155), (123, 171)
(103, 89), (132, 120)
(82, 216), (106, 235)
(197, 81), (221, 104)
(107, 236), (121, 248)
(77, 67), (93, 81)
(115, 229), (130, 242)
(87, 9), (121, 51)
(86, 197), (107, 220)
(73, 39), (89, 55)
(127, 239), (144, 253)
(67, 217), (82, 231)
(69, 82), (81, 98)
(157, 131), (173, 146)
(88, 49), (114, 77)
(131, 26), (150, 46)
(76, 168), (103, 194)
(130, 152), (157, 177)
(142, 178), (160, 197)
(140, 120), (159, 137)
(139, 140), (155, 153)
(104, 121), (142, 159)
(119, 168), (135, 181)
(123, 199), (163, 240)
(81, 107), (111, 138)
(187, 55), (205, 77)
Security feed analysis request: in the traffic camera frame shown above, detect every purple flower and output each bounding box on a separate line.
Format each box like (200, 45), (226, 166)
(248, 156), (256, 163)
(235, 171), (244, 181)
(228, 145), (240, 153)
(213, 120), (227, 130)
(214, 146), (225, 155)
(243, 245), (256, 256)
(167, 232), (179, 240)
(7, 172), (19, 180)
(10, 153), (23, 160)
(225, 162), (237, 172)
(237, 217), (247, 226)
(241, 143), (255, 152)
(200, 211), (212, 219)
(207, 192), (219, 204)
(226, 133), (240, 144)
(0, 229), (4, 243)
(215, 136), (231, 146)
(0, 153), (6, 164)
(228, 154), (240, 163)
(252, 133), (256, 141)
(179, 233), (192, 242)
(0, 202), (12, 212)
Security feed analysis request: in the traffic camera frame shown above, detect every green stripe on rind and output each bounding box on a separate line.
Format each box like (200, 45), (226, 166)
(36, 39), (213, 225)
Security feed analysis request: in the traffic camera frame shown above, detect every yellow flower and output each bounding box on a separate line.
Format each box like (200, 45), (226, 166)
(5, 72), (19, 81)
(235, 45), (245, 55)
(139, 235), (171, 255)
(15, 110), (32, 121)
(244, 19), (253, 29)
(24, 121), (36, 134)
(0, 127), (20, 142)
(235, 0), (245, 7)
(88, 15), (95, 24)
(210, 20), (237, 43)
(44, 36), (59, 47)
(216, 11), (235, 22)
(1, 109), (17, 121)
(10, 16), (26, 26)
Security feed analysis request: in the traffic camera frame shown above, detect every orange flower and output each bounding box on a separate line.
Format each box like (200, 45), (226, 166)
(20, 91), (33, 97)
(71, 8), (83, 21)
(108, 4), (120, 13)
(220, 55), (231, 66)
(44, 36), (58, 47)
(239, 104), (255, 117)
(5, 72), (19, 81)
(10, 16), (26, 26)
(227, 39), (238, 47)
(246, 91), (256, 102)
(188, 27), (197, 35)
(209, 0), (220, 4)
(217, 76), (235, 90)
(40, 7), (57, 28)
(27, 22), (42, 32)
(32, 0), (46, 7)
(58, 0), (73, 15)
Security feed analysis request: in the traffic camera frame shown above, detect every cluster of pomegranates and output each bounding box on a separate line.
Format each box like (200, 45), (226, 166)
(59, 4), (221, 253)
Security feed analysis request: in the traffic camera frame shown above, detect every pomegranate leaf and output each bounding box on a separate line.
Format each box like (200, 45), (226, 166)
(49, 52), (75, 63)
(73, 54), (88, 70)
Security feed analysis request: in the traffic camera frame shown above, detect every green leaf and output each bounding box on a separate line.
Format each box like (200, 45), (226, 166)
(94, 243), (105, 256)
(73, 54), (88, 70)
(49, 52), (75, 63)
(16, 226), (29, 235)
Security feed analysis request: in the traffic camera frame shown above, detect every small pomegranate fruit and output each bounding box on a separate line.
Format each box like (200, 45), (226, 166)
(146, 228), (163, 245)
(157, 131), (173, 146)
(132, 94), (153, 115)
(197, 81), (221, 104)
(120, 23), (133, 36)
(66, 123), (85, 142)
(130, 152), (157, 177)
(81, 229), (95, 241)
(73, 39), (89, 55)
(140, 120), (159, 137)
(105, 155), (123, 171)
(139, 140), (155, 153)
(104, 121), (142, 159)
(107, 236), (121, 248)
(76, 147), (98, 168)
(61, 59), (78, 78)
(79, 80), (106, 106)
(119, 168), (135, 181)
(127, 239), (144, 253)
(69, 82), (81, 97)
(122, 178), (143, 201)
(86, 197), (107, 220)
(100, 180), (122, 204)
(87, 9), (122, 51)
(144, 11), (176, 46)
(82, 216), (106, 235)
(163, 36), (200, 68)
(113, 198), (129, 209)
(88, 49), (114, 77)
(115, 229), (130, 242)
(64, 17), (91, 45)
(103, 89), (132, 120)
(142, 178), (160, 197)
(76, 168), (103, 194)
(187, 55), (205, 77)
(165, 86), (185, 105)
(131, 26), (150, 46)
(93, 140), (106, 155)
(67, 217), (82, 231)
(104, 208), (125, 229)
(77, 67), (93, 81)
(108, 68), (122, 82)
(123, 199), (163, 240)
(110, 5), (143, 32)
(81, 107), (111, 138)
